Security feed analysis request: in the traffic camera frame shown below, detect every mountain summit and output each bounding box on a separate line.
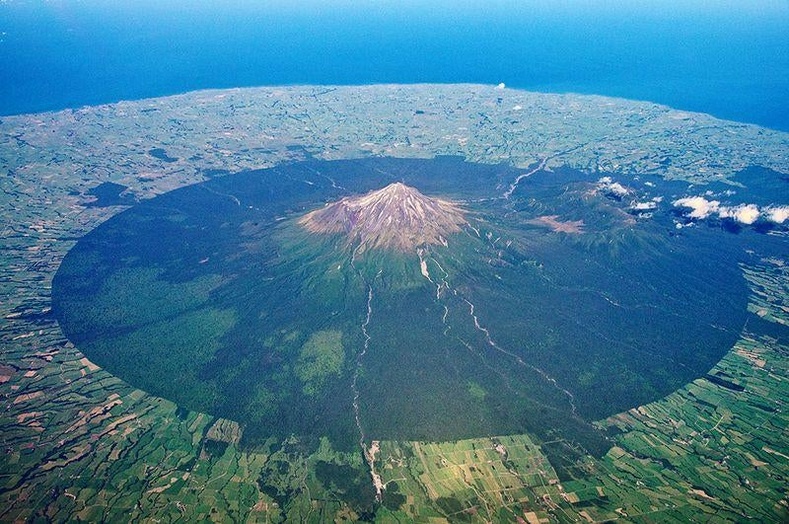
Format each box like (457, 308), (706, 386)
(299, 182), (466, 252)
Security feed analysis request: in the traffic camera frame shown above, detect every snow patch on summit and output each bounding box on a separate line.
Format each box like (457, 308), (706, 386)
(299, 183), (466, 252)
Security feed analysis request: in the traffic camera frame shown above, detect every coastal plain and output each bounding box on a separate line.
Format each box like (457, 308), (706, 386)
(1, 85), (788, 522)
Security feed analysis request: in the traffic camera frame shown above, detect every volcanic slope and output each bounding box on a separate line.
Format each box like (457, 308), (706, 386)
(291, 180), (604, 448)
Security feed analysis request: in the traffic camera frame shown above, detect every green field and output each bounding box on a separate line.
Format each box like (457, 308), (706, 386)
(2, 85), (788, 522)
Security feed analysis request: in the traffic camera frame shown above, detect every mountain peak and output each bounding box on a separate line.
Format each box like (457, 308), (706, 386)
(299, 183), (466, 252)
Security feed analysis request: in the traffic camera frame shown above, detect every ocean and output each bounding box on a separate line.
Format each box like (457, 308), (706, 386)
(2, 0), (788, 131)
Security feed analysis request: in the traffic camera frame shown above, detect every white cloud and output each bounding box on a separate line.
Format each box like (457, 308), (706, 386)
(597, 177), (629, 197)
(631, 201), (657, 211)
(719, 204), (760, 225)
(609, 183), (628, 196)
(765, 206), (789, 224)
(673, 196), (720, 219)
(674, 197), (789, 226)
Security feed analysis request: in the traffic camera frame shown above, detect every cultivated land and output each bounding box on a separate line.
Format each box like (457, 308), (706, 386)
(1, 85), (787, 522)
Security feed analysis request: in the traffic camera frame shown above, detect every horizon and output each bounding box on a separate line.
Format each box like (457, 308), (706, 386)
(2, 0), (788, 131)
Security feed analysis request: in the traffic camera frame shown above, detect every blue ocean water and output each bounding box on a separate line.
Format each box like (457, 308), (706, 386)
(2, 0), (788, 131)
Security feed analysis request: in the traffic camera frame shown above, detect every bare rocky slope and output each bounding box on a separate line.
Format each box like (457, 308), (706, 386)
(299, 182), (466, 252)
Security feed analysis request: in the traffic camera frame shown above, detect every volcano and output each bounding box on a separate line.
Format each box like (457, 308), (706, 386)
(299, 182), (466, 252)
(53, 156), (751, 457)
